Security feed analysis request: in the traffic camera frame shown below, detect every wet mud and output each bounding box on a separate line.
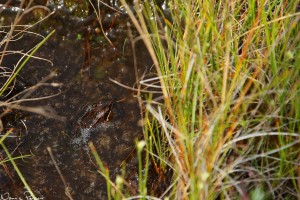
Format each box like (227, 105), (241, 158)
(0, 0), (153, 199)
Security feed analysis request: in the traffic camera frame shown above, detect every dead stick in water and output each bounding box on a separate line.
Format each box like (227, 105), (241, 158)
(47, 146), (73, 200)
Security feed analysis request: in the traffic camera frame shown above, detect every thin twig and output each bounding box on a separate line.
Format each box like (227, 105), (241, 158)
(47, 147), (74, 200)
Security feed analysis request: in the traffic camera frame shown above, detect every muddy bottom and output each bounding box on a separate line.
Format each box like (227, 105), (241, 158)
(0, 1), (153, 199)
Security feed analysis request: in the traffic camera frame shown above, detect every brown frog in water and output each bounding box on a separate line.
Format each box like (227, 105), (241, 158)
(69, 99), (124, 149)
(77, 100), (113, 130)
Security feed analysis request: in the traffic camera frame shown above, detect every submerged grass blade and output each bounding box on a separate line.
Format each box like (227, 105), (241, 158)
(1, 141), (36, 200)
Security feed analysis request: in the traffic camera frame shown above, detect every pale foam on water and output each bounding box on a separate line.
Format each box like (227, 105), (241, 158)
(70, 121), (119, 150)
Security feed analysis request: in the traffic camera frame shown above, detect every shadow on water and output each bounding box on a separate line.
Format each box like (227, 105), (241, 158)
(0, 0), (154, 199)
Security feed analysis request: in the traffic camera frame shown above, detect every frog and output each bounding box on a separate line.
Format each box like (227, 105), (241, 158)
(77, 100), (113, 130)
(68, 99), (123, 150)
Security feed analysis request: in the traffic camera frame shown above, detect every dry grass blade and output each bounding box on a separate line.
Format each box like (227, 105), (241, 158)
(120, 0), (175, 125)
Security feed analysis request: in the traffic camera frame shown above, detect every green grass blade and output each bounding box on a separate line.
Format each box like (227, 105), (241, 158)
(1, 142), (37, 200)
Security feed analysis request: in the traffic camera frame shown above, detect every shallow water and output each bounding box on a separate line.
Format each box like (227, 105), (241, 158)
(0, 0), (153, 199)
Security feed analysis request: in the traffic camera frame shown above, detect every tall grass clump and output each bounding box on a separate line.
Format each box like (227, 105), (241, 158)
(118, 0), (300, 199)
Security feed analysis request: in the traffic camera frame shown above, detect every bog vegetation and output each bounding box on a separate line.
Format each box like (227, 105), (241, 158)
(1, 0), (299, 199)
(117, 0), (300, 199)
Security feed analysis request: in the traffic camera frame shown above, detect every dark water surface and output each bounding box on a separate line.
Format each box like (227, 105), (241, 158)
(0, 0), (153, 199)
